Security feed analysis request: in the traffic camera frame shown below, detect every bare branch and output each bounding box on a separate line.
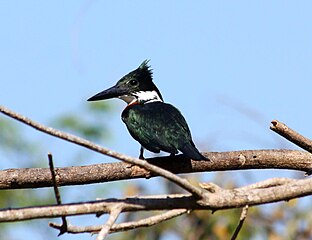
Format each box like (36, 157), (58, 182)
(236, 177), (297, 191)
(48, 153), (67, 235)
(110, 209), (188, 233)
(0, 105), (204, 198)
(230, 205), (248, 240)
(271, 120), (312, 175)
(49, 209), (187, 234)
(271, 120), (312, 153)
(48, 153), (62, 205)
(1, 149), (311, 190)
(96, 205), (122, 240)
(200, 178), (298, 194)
(1, 194), (193, 222)
(1, 177), (312, 223)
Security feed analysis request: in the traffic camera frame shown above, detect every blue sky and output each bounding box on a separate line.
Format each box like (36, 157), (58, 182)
(1, 1), (312, 239)
(2, 1), (312, 153)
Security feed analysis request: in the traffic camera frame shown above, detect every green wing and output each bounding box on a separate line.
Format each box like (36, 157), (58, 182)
(122, 102), (193, 154)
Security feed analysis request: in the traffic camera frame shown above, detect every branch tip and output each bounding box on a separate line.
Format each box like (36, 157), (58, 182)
(270, 119), (278, 128)
(270, 119), (312, 154)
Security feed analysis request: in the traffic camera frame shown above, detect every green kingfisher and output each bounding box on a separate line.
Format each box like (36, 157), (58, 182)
(88, 60), (207, 160)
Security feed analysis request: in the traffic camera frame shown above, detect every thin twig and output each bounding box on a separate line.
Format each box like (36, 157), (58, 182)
(0, 105), (205, 198)
(50, 209), (187, 234)
(230, 205), (249, 240)
(48, 153), (62, 204)
(200, 178), (297, 204)
(236, 178), (296, 191)
(96, 205), (122, 240)
(48, 153), (68, 235)
(111, 209), (188, 232)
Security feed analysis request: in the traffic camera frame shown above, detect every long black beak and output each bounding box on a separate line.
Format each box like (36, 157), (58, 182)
(87, 85), (126, 101)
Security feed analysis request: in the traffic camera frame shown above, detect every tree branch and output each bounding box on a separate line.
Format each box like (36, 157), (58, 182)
(1, 177), (311, 223)
(110, 209), (188, 233)
(271, 120), (312, 175)
(49, 209), (188, 234)
(271, 120), (312, 153)
(1, 149), (311, 189)
(236, 177), (296, 191)
(231, 205), (248, 240)
(48, 153), (67, 235)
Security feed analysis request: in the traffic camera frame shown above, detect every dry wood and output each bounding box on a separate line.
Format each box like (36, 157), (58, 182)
(0, 149), (311, 189)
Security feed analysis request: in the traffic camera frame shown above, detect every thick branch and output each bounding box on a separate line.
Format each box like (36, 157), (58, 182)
(1, 177), (312, 223)
(0, 149), (311, 189)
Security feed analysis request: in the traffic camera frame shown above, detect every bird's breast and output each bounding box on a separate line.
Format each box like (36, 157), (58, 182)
(121, 102), (140, 123)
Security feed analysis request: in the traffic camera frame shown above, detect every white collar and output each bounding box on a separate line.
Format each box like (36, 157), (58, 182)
(119, 90), (163, 104)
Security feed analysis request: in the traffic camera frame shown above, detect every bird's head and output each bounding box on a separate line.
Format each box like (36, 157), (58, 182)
(88, 60), (163, 104)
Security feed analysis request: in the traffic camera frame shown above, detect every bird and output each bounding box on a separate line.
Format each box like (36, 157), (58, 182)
(88, 60), (207, 160)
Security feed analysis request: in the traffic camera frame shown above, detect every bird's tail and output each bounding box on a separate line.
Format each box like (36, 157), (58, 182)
(180, 143), (208, 160)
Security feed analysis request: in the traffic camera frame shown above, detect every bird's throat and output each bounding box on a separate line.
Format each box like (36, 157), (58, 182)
(119, 90), (163, 105)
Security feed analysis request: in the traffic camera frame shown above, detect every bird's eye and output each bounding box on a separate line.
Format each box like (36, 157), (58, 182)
(128, 80), (138, 86)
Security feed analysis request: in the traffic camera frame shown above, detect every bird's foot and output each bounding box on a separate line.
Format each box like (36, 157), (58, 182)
(139, 146), (145, 160)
